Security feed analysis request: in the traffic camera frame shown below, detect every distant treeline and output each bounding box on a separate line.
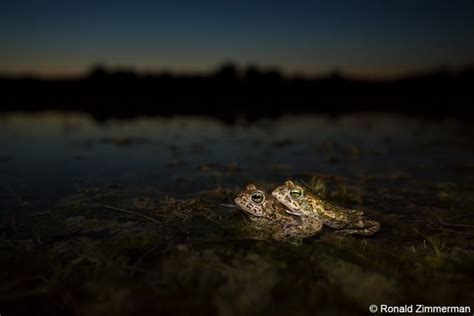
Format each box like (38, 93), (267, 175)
(1, 63), (473, 120)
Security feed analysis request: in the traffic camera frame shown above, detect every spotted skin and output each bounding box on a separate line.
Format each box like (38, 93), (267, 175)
(235, 184), (323, 240)
(272, 181), (380, 236)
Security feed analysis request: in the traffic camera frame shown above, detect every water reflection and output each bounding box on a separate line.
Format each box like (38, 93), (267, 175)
(0, 112), (472, 208)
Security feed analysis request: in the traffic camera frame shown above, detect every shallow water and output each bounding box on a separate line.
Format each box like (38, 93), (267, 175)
(1, 112), (471, 197)
(1, 112), (473, 315)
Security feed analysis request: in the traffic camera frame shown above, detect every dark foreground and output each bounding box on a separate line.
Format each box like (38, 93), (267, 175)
(0, 112), (473, 315)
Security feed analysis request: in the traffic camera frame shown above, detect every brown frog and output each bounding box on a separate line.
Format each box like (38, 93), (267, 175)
(272, 181), (380, 236)
(234, 184), (323, 241)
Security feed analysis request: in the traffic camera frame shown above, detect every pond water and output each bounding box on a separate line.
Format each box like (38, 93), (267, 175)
(1, 112), (471, 198)
(1, 112), (473, 315)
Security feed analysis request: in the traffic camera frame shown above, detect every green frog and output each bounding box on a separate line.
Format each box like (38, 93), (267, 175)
(272, 180), (380, 236)
(234, 184), (323, 241)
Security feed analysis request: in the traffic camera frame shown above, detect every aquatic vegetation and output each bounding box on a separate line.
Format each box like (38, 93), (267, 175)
(307, 177), (326, 196)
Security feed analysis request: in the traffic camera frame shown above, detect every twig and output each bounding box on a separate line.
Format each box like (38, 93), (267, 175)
(181, 187), (227, 197)
(0, 287), (48, 301)
(432, 213), (474, 229)
(101, 205), (160, 224)
(220, 203), (238, 208)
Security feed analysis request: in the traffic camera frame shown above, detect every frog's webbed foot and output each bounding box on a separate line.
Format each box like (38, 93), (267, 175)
(360, 220), (380, 236)
(333, 219), (380, 236)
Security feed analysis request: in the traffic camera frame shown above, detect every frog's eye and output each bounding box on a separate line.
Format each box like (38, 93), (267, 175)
(251, 192), (264, 204)
(290, 189), (302, 199)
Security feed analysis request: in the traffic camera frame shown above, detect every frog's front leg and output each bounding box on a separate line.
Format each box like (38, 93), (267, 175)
(272, 217), (323, 241)
(289, 217), (323, 238)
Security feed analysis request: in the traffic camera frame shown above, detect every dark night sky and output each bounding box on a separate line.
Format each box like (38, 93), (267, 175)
(1, 0), (474, 77)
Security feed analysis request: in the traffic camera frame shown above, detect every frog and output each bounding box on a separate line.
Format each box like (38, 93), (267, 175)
(234, 184), (323, 241)
(272, 180), (380, 236)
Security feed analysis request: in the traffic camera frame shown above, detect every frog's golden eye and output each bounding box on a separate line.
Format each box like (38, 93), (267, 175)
(251, 192), (264, 204)
(290, 189), (302, 199)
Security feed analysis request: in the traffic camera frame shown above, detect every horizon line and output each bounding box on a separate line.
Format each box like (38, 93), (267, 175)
(1, 61), (473, 81)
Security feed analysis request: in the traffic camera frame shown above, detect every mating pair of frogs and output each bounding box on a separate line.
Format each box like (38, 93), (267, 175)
(235, 181), (380, 241)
